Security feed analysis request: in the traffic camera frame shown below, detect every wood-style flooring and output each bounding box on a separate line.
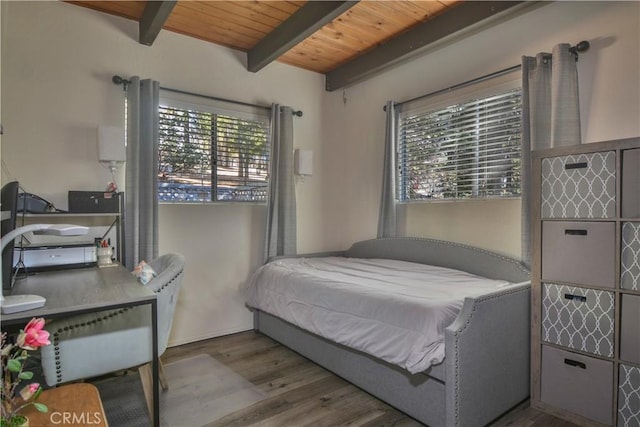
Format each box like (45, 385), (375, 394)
(162, 331), (578, 427)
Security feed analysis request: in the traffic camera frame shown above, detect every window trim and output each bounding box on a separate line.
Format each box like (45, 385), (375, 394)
(158, 90), (271, 204)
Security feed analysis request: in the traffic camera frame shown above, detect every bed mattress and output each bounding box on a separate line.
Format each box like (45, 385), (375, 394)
(245, 256), (513, 374)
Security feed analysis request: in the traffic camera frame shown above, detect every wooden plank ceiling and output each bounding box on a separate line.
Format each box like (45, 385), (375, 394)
(67, 1), (526, 91)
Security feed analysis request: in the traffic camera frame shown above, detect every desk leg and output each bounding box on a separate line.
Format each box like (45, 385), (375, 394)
(152, 299), (160, 427)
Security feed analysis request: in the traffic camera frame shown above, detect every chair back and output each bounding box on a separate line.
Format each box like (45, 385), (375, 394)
(148, 253), (185, 354)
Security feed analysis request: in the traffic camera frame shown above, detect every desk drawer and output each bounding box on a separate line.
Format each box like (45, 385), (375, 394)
(541, 345), (613, 425)
(542, 221), (615, 288)
(542, 283), (614, 357)
(541, 151), (616, 219)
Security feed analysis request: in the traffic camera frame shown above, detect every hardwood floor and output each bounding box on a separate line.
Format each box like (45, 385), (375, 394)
(162, 331), (578, 427)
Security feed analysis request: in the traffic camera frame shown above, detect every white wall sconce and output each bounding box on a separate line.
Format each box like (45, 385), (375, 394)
(294, 149), (313, 177)
(98, 125), (126, 173)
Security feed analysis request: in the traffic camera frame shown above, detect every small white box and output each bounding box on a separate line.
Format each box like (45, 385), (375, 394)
(294, 149), (313, 176)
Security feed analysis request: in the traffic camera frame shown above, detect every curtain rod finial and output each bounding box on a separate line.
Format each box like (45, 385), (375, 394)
(112, 75), (130, 90)
(575, 40), (590, 53)
(569, 41), (590, 61)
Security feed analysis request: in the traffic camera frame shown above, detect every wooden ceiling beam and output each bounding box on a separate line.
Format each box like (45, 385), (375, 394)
(248, 1), (358, 73)
(325, 1), (530, 91)
(139, 0), (177, 46)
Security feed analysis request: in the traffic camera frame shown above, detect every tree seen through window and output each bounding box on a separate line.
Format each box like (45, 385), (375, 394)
(158, 105), (269, 202)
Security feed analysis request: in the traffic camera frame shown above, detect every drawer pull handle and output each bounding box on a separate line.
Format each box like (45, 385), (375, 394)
(565, 162), (588, 170)
(564, 293), (587, 302)
(564, 358), (586, 369)
(565, 229), (588, 236)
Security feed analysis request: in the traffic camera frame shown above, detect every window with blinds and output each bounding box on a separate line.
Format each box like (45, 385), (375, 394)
(397, 76), (522, 201)
(158, 91), (270, 203)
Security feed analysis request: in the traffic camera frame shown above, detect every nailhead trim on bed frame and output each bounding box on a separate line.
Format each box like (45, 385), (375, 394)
(51, 268), (184, 384)
(329, 235), (532, 422)
(370, 236), (530, 275)
(450, 284), (530, 424)
(260, 237), (531, 426)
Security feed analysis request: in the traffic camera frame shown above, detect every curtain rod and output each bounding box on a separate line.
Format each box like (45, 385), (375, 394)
(112, 76), (303, 117)
(384, 40), (590, 111)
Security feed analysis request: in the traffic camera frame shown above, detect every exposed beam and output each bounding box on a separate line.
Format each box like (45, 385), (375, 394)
(139, 1), (177, 46)
(248, 1), (358, 73)
(325, 1), (531, 91)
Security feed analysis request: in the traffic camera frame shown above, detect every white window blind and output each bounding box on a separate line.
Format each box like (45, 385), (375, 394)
(397, 73), (522, 201)
(158, 90), (270, 203)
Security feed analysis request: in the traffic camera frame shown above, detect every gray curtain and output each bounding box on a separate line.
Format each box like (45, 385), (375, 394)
(377, 100), (398, 238)
(265, 104), (296, 261)
(125, 77), (160, 268)
(521, 43), (582, 266)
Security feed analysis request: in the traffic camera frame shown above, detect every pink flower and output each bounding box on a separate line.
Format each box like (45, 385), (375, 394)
(19, 383), (40, 401)
(17, 318), (50, 350)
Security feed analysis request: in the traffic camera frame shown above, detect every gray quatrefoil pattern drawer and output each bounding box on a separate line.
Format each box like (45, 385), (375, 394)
(622, 222), (640, 291)
(542, 283), (614, 357)
(541, 151), (616, 219)
(618, 364), (640, 427)
(620, 294), (640, 365)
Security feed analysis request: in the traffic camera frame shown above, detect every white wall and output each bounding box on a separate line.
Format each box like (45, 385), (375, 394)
(320, 1), (640, 258)
(0, 1), (326, 345)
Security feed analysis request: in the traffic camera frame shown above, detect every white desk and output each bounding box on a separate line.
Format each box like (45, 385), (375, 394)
(1, 266), (160, 427)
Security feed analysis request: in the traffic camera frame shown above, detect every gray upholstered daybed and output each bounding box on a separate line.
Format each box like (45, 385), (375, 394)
(247, 237), (531, 427)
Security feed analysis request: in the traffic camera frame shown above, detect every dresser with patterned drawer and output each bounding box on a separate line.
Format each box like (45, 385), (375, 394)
(540, 150), (616, 219)
(532, 138), (640, 427)
(542, 283), (615, 357)
(622, 222), (640, 292)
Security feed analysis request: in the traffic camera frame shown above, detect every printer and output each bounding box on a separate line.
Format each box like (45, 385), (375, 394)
(13, 243), (97, 272)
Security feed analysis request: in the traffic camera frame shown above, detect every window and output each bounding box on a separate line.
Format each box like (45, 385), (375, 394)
(397, 74), (522, 201)
(158, 91), (270, 202)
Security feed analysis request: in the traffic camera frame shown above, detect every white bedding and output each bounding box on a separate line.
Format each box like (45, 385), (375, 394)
(245, 257), (513, 374)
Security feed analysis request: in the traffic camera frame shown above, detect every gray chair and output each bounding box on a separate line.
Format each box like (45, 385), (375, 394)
(40, 253), (185, 417)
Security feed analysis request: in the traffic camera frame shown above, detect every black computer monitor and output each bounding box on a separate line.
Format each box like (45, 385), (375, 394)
(1, 181), (19, 289)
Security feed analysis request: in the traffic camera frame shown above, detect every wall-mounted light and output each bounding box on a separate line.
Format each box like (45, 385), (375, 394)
(1, 224), (88, 314)
(98, 125), (126, 173)
(294, 149), (313, 177)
